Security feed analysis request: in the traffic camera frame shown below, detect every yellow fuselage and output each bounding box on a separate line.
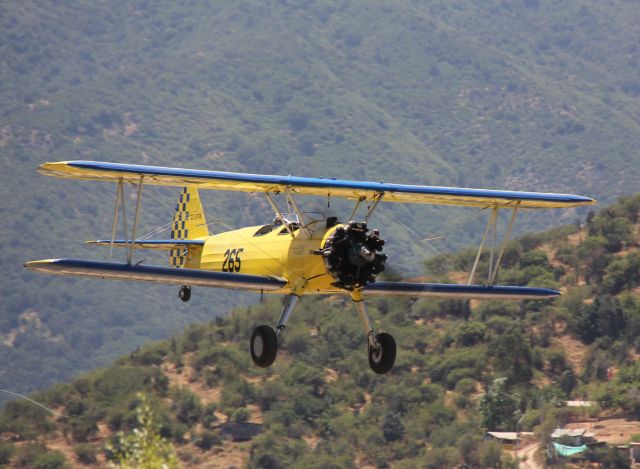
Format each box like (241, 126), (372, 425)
(185, 221), (340, 295)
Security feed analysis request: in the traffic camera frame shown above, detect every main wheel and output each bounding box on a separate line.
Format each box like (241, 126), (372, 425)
(178, 285), (191, 302)
(368, 332), (396, 374)
(250, 325), (278, 368)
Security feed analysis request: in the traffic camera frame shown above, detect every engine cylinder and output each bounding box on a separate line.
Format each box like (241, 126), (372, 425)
(321, 222), (387, 290)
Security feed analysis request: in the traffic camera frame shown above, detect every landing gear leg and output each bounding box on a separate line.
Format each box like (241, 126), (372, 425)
(178, 285), (191, 302)
(352, 293), (396, 374)
(250, 294), (299, 368)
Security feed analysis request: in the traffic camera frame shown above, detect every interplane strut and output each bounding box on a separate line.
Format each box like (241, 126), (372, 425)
(467, 203), (520, 286)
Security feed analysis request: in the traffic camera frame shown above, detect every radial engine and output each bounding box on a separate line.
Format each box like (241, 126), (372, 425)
(318, 221), (387, 290)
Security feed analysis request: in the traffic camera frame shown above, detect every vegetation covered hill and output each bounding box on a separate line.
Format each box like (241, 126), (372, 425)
(0, 195), (638, 468)
(2, 0), (640, 405)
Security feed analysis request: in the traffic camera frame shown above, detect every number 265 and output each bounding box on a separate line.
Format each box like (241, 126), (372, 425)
(222, 248), (244, 272)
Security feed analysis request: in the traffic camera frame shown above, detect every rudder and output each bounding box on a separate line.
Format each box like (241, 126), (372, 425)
(169, 187), (208, 267)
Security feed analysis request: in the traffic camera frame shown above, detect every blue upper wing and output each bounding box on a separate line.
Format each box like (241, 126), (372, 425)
(39, 160), (596, 209)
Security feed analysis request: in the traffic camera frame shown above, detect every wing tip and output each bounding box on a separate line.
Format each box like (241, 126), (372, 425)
(24, 259), (60, 270)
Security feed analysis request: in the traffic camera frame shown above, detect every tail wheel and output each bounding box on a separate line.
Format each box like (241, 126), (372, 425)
(178, 285), (191, 302)
(250, 325), (278, 368)
(368, 332), (396, 374)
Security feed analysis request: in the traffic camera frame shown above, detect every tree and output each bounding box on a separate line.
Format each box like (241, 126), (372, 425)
(598, 446), (631, 469)
(106, 393), (179, 469)
(478, 439), (504, 468)
(382, 412), (404, 442)
(571, 295), (626, 344)
(489, 324), (533, 384)
(479, 378), (519, 430)
(601, 253), (640, 294)
(455, 321), (486, 346)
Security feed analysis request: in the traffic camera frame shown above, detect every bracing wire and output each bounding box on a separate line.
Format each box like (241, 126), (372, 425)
(0, 390), (65, 418)
(388, 203), (491, 275)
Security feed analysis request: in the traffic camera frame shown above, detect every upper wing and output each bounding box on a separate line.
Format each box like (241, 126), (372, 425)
(25, 259), (287, 292)
(363, 281), (559, 300)
(39, 161), (595, 209)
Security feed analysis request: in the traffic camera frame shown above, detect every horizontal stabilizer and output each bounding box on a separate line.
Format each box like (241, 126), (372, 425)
(25, 259), (287, 292)
(363, 281), (559, 300)
(87, 239), (205, 250)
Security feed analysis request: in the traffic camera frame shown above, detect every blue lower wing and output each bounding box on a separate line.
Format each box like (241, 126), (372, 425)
(364, 281), (559, 300)
(24, 259), (286, 292)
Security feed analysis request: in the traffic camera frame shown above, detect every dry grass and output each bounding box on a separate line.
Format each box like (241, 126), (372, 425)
(550, 334), (589, 375)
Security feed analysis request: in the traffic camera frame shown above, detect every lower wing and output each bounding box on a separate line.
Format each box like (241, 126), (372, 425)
(25, 259), (286, 292)
(86, 239), (205, 249)
(363, 281), (559, 300)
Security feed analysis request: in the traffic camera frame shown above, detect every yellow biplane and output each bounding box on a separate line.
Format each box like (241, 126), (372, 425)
(25, 161), (595, 374)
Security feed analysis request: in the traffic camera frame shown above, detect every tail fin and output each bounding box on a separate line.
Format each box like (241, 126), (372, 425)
(170, 187), (208, 267)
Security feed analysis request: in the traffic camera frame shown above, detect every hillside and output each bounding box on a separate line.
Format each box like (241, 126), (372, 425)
(2, 0), (640, 406)
(0, 195), (638, 468)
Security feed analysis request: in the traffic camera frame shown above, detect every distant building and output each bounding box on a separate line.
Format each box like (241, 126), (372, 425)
(551, 428), (595, 447)
(630, 442), (640, 465)
(485, 431), (534, 450)
(565, 400), (596, 407)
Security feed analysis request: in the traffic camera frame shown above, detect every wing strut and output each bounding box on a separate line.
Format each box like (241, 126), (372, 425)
(109, 178), (123, 261)
(467, 202), (520, 286)
(265, 192), (294, 237)
(468, 206), (496, 285)
(348, 197), (366, 221)
(364, 192), (384, 223)
(120, 178), (128, 259)
(284, 187), (311, 238)
(489, 203), (519, 284)
(128, 175), (144, 264)
(107, 176), (145, 265)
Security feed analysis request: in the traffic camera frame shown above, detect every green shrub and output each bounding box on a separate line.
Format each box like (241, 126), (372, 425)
(14, 443), (68, 469)
(0, 441), (15, 465)
(194, 430), (222, 451)
(93, 366), (153, 404)
(73, 443), (97, 465)
(455, 378), (478, 396)
(202, 403), (219, 428)
(231, 407), (250, 423)
(455, 321), (487, 346)
(66, 415), (98, 442)
(422, 446), (462, 469)
(171, 387), (203, 425)
(32, 451), (69, 469)
(131, 341), (169, 366)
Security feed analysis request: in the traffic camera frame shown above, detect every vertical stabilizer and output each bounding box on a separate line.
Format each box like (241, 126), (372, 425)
(169, 187), (208, 267)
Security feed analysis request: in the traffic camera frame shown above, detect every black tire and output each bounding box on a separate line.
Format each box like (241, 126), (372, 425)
(178, 285), (191, 302)
(250, 325), (278, 368)
(368, 332), (396, 374)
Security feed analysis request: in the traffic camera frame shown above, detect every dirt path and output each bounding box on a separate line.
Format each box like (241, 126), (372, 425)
(517, 443), (542, 469)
